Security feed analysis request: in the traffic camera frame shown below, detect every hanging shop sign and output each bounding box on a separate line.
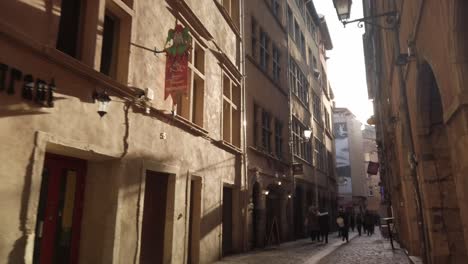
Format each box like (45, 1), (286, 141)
(164, 24), (192, 101)
(0, 63), (55, 107)
(292, 163), (303, 175)
(367, 161), (380, 175)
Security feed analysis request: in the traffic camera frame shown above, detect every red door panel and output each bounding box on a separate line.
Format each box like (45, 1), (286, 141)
(35, 153), (86, 264)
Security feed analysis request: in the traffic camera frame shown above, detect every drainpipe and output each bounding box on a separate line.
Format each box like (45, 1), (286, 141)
(240, 0), (249, 252)
(285, 5), (298, 240)
(390, 0), (429, 262)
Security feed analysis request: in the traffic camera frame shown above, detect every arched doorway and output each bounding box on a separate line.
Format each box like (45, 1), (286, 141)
(294, 186), (304, 238)
(417, 62), (467, 262)
(265, 184), (282, 245)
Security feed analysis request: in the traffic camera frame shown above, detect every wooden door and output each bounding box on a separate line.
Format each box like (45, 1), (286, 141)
(222, 187), (233, 256)
(188, 179), (201, 264)
(34, 153), (86, 264)
(140, 171), (169, 264)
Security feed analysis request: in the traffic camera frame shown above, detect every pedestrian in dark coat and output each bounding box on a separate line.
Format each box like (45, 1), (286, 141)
(364, 210), (374, 236)
(356, 212), (363, 236)
(305, 206), (320, 242)
(318, 210), (330, 243)
(350, 212), (356, 232)
(336, 207), (349, 243)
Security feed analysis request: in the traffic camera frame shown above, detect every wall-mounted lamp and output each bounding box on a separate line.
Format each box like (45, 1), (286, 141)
(332, 0), (352, 21)
(303, 130), (312, 141)
(287, 194), (292, 199)
(262, 190), (270, 195)
(333, 0), (398, 30)
(277, 181), (282, 186)
(93, 90), (111, 117)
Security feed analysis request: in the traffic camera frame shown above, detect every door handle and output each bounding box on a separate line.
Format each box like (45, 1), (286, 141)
(37, 221), (44, 238)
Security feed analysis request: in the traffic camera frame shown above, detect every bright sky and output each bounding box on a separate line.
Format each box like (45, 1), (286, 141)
(314, 0), (374, 123)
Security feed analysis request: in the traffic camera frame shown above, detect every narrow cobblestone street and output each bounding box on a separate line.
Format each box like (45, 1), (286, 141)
(216, 230), (410, 264)
(319, 230), (410, 264)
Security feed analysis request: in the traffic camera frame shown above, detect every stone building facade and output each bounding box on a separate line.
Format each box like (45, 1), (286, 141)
(333, 108), (367, 212)
(0, 0), (245, 263)
(244, 0), (293, 248)
(363, 0), (468, 263)
(286, 0), (337, 239)
(362, 125), (384, 216)
(244, 0), (337, 247)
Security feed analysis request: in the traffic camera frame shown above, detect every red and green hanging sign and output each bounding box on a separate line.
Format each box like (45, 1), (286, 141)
(164, 24), (192, 101)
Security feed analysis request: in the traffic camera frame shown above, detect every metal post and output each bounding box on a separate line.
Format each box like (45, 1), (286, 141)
(387, 218), (394, 250)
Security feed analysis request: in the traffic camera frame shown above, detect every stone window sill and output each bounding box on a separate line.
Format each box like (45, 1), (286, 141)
(168, 114), (209, 137)
(215, 140), (243, 155)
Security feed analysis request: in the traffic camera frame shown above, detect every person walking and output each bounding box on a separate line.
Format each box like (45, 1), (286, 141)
(336, 207), (349, 243)
(318, 209), (330, 243)
(350, 212), (355, 232)
(364, 210), (374, 236)
(305, 206), (320, 242)
(356, 212), (363, 236)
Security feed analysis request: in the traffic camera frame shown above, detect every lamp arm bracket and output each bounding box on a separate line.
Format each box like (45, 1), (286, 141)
(130, 42), (166, 55)
(343, 11), (399, 30)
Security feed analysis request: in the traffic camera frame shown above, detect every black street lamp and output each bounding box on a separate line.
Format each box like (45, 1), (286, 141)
(332, 0), (398, 30)
(332, 0), (352, 21)
(93, 90), (111, 117)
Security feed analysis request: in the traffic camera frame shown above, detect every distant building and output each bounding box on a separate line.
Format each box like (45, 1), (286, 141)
(333, 108), (367, 212)
(244, 0), (337, 247)
(244, 0), (292, 248)
(362, 125), (384, 216)
(285, 0), (337, 238)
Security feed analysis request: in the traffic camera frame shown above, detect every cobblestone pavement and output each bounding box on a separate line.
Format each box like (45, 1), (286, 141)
(215, 232), (358, 264)
(215, 230), (410, 264)
(318, 230), (410, 264)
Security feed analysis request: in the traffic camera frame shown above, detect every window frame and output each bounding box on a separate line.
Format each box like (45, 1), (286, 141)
(259, 29), (269, 71)
(175, 37), (206, 127)
(271, 0), (280, 17)
(313, 92), (322, 123)
(272, 44), (281, 82)
(99, 11), (120, 78)
(287, 6), (294, 38)
(251, 17), (257, 59)
(261, 110), (272, 152)
(274, 119), (283, 158)
(219, 0), (240, 28)
(222, 71), (241, 147)
(292, 118), (311, 162)
(289, 58), (309, 106)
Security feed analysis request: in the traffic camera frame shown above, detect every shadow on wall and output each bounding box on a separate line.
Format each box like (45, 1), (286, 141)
(200, 203), (222, 240)
(8, 146), (35, 264)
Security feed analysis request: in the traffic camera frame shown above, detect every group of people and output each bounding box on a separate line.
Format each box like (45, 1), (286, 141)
(305, 206), (379, 244)
(304, 206), (330, 244)
(336, 207), (379, 242)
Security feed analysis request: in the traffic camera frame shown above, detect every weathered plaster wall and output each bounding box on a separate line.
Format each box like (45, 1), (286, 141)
(370, 0), (468, 261)
(0, 0), (244, 264)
